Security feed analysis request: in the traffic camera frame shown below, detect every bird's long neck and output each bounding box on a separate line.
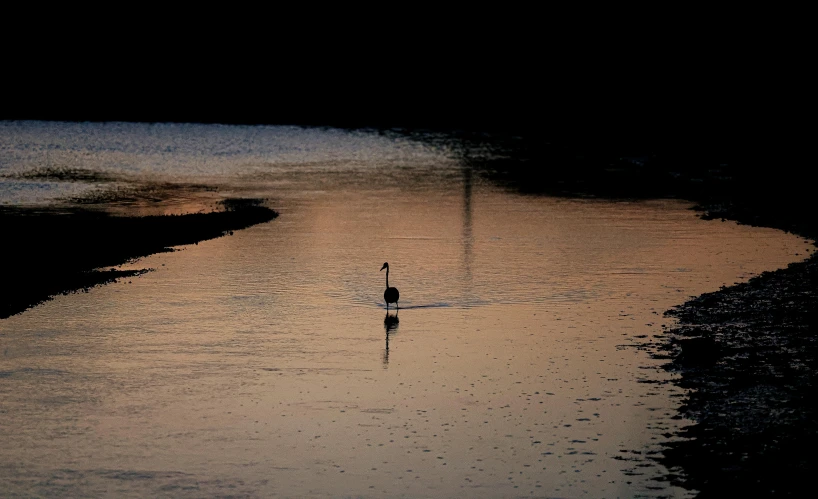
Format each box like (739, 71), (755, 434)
(385, 267), (390, 290)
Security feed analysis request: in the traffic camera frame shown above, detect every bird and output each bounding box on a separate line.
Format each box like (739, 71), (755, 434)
(380, 262), (400, 309)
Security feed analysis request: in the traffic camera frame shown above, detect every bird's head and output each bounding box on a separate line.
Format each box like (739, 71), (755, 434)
(380, 262), (389, 271)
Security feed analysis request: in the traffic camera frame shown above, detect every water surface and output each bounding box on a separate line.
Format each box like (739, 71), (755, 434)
(0, 122), (811, 497)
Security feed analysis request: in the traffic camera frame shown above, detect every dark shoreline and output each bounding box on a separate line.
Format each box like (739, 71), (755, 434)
(655, 255), (818, 496)
(465, 137), (817, 496)
(1, 199), (277, 319)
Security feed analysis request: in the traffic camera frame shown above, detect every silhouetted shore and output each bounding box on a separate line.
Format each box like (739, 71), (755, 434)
(653, 168), (817, 496)
(655, 255), (818, 496)
(1, 199), (277, 319)
(463, 136), (817, 496)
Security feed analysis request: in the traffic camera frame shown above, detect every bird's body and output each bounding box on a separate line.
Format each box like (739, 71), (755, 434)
(384, 286), (399, 305)
(381, 262), (400, 309)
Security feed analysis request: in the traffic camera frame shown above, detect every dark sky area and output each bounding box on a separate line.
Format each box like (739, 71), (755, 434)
(4, 59), (746, 149)
(3, 20), (802, 162)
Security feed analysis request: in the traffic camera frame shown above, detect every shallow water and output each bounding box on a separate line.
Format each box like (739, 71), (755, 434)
(0, 122), (813, 497)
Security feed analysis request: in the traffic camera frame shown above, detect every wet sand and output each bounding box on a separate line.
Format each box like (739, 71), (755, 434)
(655, 255), (818, 495)
(654, 200), (818, 496)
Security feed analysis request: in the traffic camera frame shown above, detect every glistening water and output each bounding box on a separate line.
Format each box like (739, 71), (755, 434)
(0, 122), (812, 497)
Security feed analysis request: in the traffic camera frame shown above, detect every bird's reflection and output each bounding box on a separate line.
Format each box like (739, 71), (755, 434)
(383, 311), (399, 367)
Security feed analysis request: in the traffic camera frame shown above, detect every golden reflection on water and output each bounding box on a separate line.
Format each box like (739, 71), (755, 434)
(0, 178), (812, 497)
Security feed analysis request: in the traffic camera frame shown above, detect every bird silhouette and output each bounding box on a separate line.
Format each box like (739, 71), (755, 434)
(380, 262), (400, 309)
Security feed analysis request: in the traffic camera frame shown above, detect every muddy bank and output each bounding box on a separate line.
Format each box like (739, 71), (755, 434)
(643, 153), (818, 496)
(615, 162), (818, 496)
(456, 136), (817, 496)
(652, 254), (818, 496)
(464, 134), (814, 238)
(1, 199), (277, 319)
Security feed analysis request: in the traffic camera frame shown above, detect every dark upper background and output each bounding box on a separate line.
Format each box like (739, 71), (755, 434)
(2, 16), (807, 173)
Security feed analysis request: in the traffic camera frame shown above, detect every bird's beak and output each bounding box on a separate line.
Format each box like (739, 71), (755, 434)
(380, 264), (387, 271)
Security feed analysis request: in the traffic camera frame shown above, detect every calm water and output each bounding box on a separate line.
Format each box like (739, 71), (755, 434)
(0, 122), (812, 497)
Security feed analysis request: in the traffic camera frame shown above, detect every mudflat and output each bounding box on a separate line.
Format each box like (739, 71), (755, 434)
(1, 199), (276, 319)
(484, 138), (818, 495)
